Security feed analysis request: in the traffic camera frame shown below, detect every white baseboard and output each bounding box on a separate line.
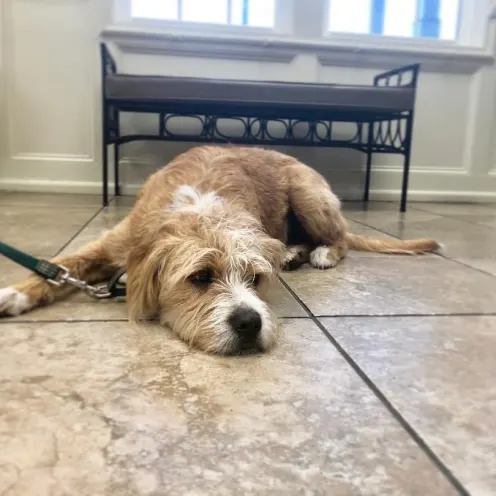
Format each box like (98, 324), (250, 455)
(0, 179), (111, 195)
(1, 178), (496, 203)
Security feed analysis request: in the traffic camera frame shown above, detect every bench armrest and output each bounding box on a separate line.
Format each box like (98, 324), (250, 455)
(374, 64), (420, 89)
(100, 42), (118, 78)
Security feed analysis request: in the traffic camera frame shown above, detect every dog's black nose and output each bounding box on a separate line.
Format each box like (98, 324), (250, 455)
(229, 307), (262, 341)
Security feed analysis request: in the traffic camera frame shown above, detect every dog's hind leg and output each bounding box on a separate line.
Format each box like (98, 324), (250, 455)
(0, 219), (130, 317)
(287, 161), (348, 269)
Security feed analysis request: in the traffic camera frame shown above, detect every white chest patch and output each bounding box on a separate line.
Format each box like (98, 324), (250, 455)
(170, 185), (223, 214)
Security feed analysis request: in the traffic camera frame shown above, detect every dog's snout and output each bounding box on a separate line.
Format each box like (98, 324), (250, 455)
(229, 307), (262, 340)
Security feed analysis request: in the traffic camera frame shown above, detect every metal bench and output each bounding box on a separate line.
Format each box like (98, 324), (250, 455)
(100, 42), (420, 211)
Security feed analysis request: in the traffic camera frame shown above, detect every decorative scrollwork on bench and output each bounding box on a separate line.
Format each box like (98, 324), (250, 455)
(149, 114), (402, 151)
(370, 116), (408, 152)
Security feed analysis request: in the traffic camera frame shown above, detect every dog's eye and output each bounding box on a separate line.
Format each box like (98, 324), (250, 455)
(190, 269), (213, 287)
(252, 274), (261, 286)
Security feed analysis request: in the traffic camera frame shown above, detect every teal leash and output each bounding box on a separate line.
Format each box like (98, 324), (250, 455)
(0, 240), (126, 299)
(0, 240), (66, 282)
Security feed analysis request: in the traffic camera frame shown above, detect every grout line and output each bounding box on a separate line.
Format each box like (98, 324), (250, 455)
(53, 204), (108, 257)
(313, 312), (496, 318)
(278, 276), (470, 496)
(438, 257), (496, 278)
(346, 216), (496, 278)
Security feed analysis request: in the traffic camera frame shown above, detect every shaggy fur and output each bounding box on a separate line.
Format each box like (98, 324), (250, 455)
(0, 146), (440, 354)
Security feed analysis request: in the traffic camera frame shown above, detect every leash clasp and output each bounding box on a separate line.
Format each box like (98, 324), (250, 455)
(46, 265), (71, 287)
(49, 266), (122, 300)
(86, 284), (114, 300)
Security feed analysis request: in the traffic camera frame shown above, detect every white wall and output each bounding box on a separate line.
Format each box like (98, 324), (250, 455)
(1, 0), (496, 202)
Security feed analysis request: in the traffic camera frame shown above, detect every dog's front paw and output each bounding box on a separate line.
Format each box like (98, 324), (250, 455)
(281, 245), (309, 272)
(0, 288), (33, 317)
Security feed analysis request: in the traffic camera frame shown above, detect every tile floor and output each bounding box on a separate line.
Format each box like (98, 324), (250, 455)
(0, 192), (495, 496)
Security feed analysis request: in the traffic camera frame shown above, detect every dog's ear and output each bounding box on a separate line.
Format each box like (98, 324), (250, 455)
(126, 243), (162, 321)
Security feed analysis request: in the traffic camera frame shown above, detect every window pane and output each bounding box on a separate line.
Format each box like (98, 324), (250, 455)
(248, 0), (275, 27)
(440, 0), (459, 40)
(328, 0), (460, 41)
(231, 0), (275, 27)
(328, 0), (372, 35)
(383, 0), (416, 37)
(132, 0), (178, 20)
(182, 0), (228, 23)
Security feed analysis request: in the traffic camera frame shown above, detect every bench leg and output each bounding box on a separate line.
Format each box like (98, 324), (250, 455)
(363, 121), (374, 202)
(101, 96), (109, 207)
(114, 144), (120, 197)
(363, 151), (373, 203)
(102, 141), (109, 207)
(400, 152), (411, 213)
(400, 115), (414, 213)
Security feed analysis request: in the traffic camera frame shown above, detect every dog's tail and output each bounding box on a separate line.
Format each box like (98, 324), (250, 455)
(345, 233), (442, 255)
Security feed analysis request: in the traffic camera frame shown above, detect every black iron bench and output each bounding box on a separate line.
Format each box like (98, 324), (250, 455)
(100, 42), (420, 211)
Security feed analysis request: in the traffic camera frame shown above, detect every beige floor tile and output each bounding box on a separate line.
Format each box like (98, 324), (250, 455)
(266, 280), (307, 317)
(413, 203), (496, 231)
(413, 202), (496, 216)
(343, 203), (496, 278)
(392, 217), (496, 260)
(322, 315), (496, 495)
(0, 319), (455, 495)
(455, 258), (496, 276)
(0, 204), (99, 258)
(344, 208), (496, 260)
(57, 204), (132, 255)
(343, 202), (440, 226)
(281, 257), (496, 316)
(0, 192), (103, 208)
(0, 261), (31, 288)
(111, 195), (137, 208)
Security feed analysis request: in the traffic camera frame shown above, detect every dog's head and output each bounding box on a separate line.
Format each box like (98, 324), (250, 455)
(126, 187), (285, 355)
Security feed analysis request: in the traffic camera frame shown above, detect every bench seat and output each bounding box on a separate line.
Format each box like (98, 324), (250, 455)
(106, 74), (415, 115)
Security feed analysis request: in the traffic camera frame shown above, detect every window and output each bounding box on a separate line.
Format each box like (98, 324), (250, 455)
(328, 0), (460, 41)
(131, 0), (275, 28)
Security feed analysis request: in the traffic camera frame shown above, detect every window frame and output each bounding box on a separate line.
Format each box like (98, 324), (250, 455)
(115, 0), (293, 36)
(113, 0), (491, 50)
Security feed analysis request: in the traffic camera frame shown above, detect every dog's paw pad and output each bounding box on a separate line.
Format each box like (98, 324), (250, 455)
(309, 247), (339, 270)
(0, 288), (32, 317)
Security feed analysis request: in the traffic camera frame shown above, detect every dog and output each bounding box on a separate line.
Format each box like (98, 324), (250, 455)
(0, 146), (440, 354)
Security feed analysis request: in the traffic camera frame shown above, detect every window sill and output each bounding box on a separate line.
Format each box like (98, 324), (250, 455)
(102, 24), (494, 73)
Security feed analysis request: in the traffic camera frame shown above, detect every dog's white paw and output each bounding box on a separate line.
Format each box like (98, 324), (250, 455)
(433, 243), (446, 256)
(309, 246), (338, 270)
(0, 288), (32, 316)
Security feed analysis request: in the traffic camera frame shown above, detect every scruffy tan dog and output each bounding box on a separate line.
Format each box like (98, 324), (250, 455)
(0, 146), (440, 354)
